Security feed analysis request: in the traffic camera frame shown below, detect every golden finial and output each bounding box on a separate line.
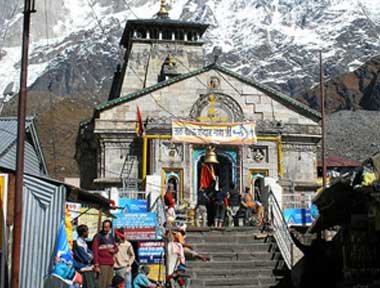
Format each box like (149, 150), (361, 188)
(158, 0), (169, 18)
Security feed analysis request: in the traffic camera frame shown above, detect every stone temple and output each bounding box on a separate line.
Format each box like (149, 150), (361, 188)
(76, 1), (321, 207)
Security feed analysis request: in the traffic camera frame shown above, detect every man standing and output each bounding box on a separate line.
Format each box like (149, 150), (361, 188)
(241, 187), (254, 226)
(227, 184), (240, 227)
(195, 188), (209, 227)
(92, 220), (118, 288)
(114, 228), (135, 288)
(214, 187), (227, 228)
(73, 224), (99, 288)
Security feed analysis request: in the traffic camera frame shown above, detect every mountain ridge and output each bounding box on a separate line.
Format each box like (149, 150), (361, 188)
(1, 0), (380, 102)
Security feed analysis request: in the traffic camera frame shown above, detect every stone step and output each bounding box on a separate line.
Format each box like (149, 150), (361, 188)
(190, 276), (280, 287)
(186, 234), (271, 244)
(187, 226), (263, 233)
(186, 260), (277, 270)
(195, 286), (273, 288)
(191, 242), (272, 253)
(187, 267), (277, 278)
(205, 251), (276, 261)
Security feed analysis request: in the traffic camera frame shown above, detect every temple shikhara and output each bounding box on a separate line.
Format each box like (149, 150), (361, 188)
(76, 0), (322, 208)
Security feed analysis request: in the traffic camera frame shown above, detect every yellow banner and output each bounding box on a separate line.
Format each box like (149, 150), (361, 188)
(78, 208), (100, 239)
(172, 120), (257, 145)
(0, 174), (8, 250)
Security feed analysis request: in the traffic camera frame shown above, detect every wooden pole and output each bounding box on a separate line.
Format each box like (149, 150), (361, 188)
(11, 1), (36, 287)
(320, 51), (327, 240)
(320, 51), (327, 192)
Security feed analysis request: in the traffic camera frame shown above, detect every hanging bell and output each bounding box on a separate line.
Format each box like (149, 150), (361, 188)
(204, 146), (219, 164)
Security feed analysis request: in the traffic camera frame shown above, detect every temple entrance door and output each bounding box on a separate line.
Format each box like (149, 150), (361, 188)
(197, 155), (233, 193)
(193, 147), (238, 202)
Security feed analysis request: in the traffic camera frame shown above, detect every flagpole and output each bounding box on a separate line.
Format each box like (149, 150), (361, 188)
(12, 0), (36, 287)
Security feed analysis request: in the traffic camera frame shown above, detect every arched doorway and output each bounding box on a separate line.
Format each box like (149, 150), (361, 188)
(162, 168), (184, 205)
(249, 169), (268, 202)
(192, 147), (238, 202)
(197, 155), (233, 193)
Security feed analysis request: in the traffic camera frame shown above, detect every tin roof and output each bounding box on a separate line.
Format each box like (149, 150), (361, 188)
(0, 117), (47, 175)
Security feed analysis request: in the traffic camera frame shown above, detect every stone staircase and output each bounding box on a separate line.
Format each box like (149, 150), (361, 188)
(185, 227), (290, 288)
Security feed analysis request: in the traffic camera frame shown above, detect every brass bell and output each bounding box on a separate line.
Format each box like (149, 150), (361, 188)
(204, 146), (219, 164)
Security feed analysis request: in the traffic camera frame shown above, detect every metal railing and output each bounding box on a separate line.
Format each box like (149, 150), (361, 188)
(268, 191), (303, 269)
(150, 196), (166, 227)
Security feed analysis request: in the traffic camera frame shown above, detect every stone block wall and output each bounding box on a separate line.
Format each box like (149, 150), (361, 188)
(121, 42), (205, 96)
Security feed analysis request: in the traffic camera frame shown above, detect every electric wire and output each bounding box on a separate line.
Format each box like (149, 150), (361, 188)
(122, 0), (140, 19)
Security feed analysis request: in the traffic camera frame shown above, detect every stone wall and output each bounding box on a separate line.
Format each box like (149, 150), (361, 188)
(121, 41), (205, 95)
(100, 69), (319, 126)
(87, 68), (321, 191)
(242, 140), (279, 186)
(282, 142), (318, 183)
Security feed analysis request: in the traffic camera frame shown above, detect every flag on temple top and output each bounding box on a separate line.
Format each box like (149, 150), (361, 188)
(136, 105), (145, 137)
(200, 163), (215, 190)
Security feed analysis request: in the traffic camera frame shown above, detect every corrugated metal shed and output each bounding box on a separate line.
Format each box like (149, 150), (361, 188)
(0, 117), (47, 175)
(0, 118), (25, 158)
(15, 174), (112, 288)
(20, 174), (66, 288)
(0, 142), (43, 175)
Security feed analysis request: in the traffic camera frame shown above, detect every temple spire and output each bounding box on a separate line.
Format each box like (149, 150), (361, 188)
(157, 0), (169, 19)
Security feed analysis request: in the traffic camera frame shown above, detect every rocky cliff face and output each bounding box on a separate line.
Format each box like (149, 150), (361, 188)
(0, 0), (380, 101)
(301, 56), (380, 112)
(1, 0), (380, 178)
(326, 110), (380, 162)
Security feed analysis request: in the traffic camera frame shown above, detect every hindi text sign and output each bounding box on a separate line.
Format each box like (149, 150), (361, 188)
(172, 120), (256, 145)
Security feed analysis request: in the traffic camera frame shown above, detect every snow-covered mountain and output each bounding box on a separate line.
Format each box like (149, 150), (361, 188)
(1, 0), (380, 101)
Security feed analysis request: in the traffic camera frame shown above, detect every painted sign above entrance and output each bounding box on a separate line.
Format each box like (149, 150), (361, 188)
(171, 120), (257, 145)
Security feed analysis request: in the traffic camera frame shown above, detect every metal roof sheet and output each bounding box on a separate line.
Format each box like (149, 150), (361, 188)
(0, 117), (47, 175)
(0, 118), (30, 157)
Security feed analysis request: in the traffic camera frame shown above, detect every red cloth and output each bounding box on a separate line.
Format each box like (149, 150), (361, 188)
(164, 192), (175, 208)
(224, 196), (229, 207)
(200, 164), (214, 189)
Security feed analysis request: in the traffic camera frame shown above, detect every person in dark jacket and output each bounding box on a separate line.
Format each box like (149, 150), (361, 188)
(214, 187), (227, 228)
(226, 184), (240, 227)
(195, 188), (209, 227)
(92, 220), (118, 288)
(73, 224), (99, 288)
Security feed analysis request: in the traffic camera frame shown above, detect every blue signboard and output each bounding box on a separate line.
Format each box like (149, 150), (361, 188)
(118, 198), (147, 214)
(114, 212), (158, 240)
(137, 241), (165, 264)
(283, 208), (313, 226)
(114, 212), (157, 228)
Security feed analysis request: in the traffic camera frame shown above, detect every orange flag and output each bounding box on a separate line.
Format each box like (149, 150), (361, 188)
(136, 105), (145, 136)
(200, 163), (215, 189)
